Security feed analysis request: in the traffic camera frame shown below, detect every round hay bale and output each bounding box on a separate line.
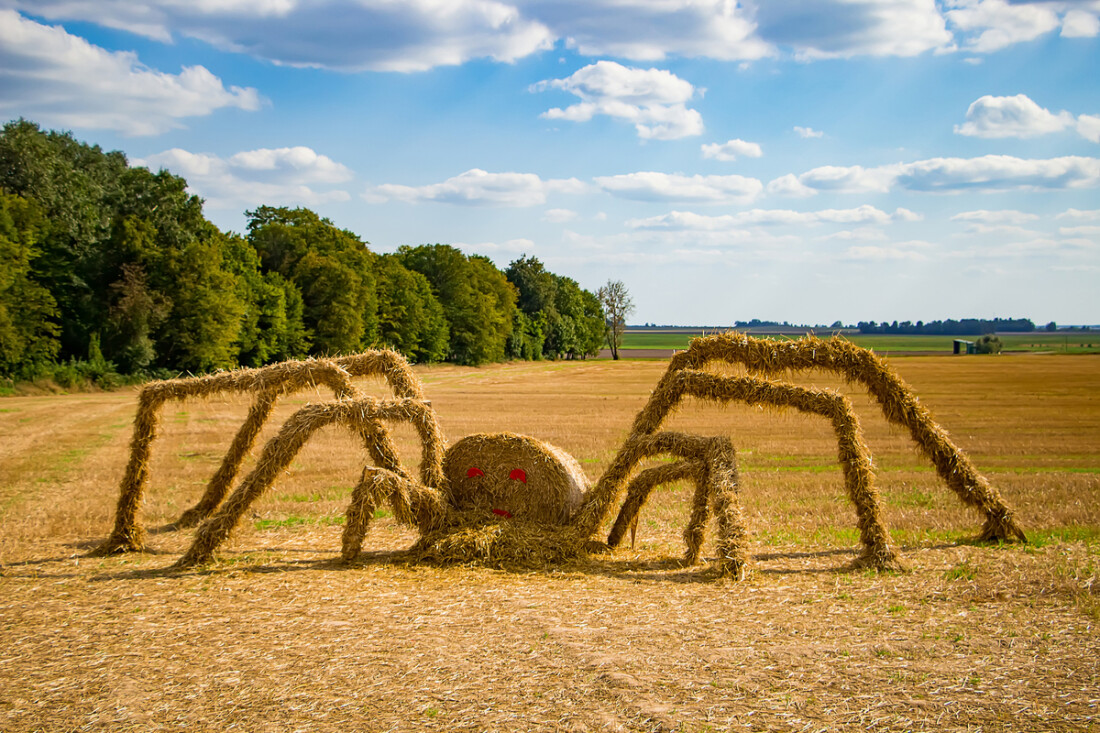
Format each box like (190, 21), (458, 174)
(441, 433), (588, 525)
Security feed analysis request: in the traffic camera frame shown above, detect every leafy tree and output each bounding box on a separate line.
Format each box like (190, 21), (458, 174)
(247, 206), (378, 356)
(0, 191), (60, 375)
(597, 279), (635, 360)
(398, 245), (516, 365)
(374, 254), (448, 363)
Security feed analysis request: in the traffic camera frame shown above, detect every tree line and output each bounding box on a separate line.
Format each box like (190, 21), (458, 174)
(856, 318), (1036, 335)
(0, 120), (612, 381)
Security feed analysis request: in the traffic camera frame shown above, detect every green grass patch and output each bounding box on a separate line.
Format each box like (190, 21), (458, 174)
(253, 515), (345, 530)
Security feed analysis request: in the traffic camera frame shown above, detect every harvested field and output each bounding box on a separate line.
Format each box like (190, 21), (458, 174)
(1, 355), (1098, 732)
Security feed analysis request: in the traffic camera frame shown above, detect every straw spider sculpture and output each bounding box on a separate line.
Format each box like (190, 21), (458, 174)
(96, 333), (1025, 578)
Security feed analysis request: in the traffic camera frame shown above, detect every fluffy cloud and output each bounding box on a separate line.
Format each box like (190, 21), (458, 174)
(701, 139), (763, 161)
(594, 172), (763, 203)
(1078, 115), (1100, 143)
(4, 0), (1095, 75)
(364, 169), (586, 206)
(955, 94), (1076, 138)
(628, 206), (916, 230)
(946, 0), (1061, 52)
(770, 155), (1100, 196)
(794, 126), (824, 139)
(518, 0), (771, 61)
(136, 146), (352, 209)
(533, 61), (703, 140)
(951, 209), (1039, 225)
(747, 0), (953, 58)
(1057, 208), (1100, 221)
(0, 10), (260, 135)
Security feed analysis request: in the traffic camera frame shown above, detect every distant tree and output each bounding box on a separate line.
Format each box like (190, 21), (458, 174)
(0, 191), (59, 375)
(975, 334), (1003, 354)
(597, 279), (635, 361)
(1045, 321), (1058, 332)
(374, 254), (448, 363)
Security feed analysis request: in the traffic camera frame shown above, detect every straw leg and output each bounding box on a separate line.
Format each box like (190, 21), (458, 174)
(176, 391), (278, 528)
(341, 467), (447, 562)
(92, 390), (164, 555)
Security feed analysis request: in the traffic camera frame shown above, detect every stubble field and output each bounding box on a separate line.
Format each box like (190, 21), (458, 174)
(1, 354), (1098, 732)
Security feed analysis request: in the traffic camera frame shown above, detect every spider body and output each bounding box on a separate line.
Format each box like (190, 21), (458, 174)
(97, 333), (1026, 578)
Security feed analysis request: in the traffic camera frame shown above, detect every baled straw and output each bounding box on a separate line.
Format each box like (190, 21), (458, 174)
(95, 350), (426, 555)
(442, 433), (588, 525)
(177, 396), (443, 567)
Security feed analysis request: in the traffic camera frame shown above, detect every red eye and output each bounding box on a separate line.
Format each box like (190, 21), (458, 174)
(467, 467), (484, 478)
(509, 468), (527, 483)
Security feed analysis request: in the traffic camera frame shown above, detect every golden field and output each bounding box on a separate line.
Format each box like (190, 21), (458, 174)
(1, 354), (1098, 732)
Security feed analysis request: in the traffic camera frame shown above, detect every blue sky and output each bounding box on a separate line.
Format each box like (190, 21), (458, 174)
(1, 1), (1097, 326)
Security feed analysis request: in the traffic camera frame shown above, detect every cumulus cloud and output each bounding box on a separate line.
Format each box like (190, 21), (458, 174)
(1, 1), (553, 72)
(0, 10), (261, 136)
(1078, 114), (1100, 143)
(955, 94), (1076, 138)
(542, 208), (578, 223)
(533, 61), (703, 140)
(794, 126), (824, 139)
(701, 138), (763, 161)
(951, 209), (1039, 225)
(1062, 8), (1100, 37)
(770, 155), (1100, 196)
(6, 0), (1096, 75)
(519, 0), (772, 61)
(594, 172), (763, 203)
(628, 206), (917, 230)
(364, 169), (586, 207)
(747, 0), (953, 58)
(1056, 208), (1100, 220)
(136, 146), (352, 209)
(945, 0), (1061, 52)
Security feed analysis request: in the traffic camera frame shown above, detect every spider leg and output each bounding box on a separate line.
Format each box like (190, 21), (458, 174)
(175, 397), (443, 568)
(603, 432), (749, 578)
(341, 467), (446, 562)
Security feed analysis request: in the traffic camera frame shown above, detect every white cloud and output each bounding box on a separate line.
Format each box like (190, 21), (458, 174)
(843, 243), (930, 262)
(772, 155), (1100, 196)
(628, 205), (916, 231)
(533, 61), (704, 140)
(955, 94), (1075, 138)
(1058, 225), (1100, 236)
(951, 209), (1039, 225)
(1, 1), (554, 72)
(1057, 208), (1100, 220)
(0, 10), (261, 136)
(701, 138), (763, 161)
(748, 0), (953, 58)
(520, 0), (772, 61)
(136, 147), (352, 209)
(457, 238), (538, 256)
(1078, 114), (1100, 143)
(946, 0), (1061, 52)
(364, 169), (586, 207)
(1062, 8), (1100, 37)
(595, 172), (763, 203)
(542, 208), (578, 223)
(794, 126), (824, 138)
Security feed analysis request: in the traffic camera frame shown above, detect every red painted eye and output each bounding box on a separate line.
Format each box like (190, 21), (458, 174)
(509, 468), (527, 483)
(467, 466), (484, 478)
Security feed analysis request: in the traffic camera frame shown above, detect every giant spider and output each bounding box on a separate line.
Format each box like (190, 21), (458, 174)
(96, 333), (1025, 578)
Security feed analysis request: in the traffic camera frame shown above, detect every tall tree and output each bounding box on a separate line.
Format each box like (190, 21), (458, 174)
(0, 191), (59, 375)
(597, 279), (635, 361)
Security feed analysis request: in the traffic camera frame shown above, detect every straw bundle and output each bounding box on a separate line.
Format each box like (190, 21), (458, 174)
(94, 350), (426, 555)
(410, 514), (586, 569)
(176, 396), (441, 567)
(663, 333), (1025, 543)
(442, 433), (588, 526)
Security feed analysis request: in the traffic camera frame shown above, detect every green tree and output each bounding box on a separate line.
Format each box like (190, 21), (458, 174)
(374, 254), (448, 363)
(598, 280), (635, 360)
(0, 191), (60, 375)
(247, 206), (378, 356)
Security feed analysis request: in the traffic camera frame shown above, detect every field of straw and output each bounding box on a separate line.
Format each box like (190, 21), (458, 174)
(1, 353), (1098, 732)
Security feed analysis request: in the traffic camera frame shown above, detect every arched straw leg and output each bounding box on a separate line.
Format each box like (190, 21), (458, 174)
(604, 433), (748, 577)
(176, 390), (278, 528)
(579, 369), (902, 575)
(175, 397), (444, 568)
(341, 467), (446, 562)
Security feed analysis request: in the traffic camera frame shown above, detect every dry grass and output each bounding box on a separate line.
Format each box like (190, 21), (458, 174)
(1, 354), (1097, 731)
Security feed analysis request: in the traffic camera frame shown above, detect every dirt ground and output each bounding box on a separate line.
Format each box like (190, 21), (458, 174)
(1, 355), (1097, 732)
